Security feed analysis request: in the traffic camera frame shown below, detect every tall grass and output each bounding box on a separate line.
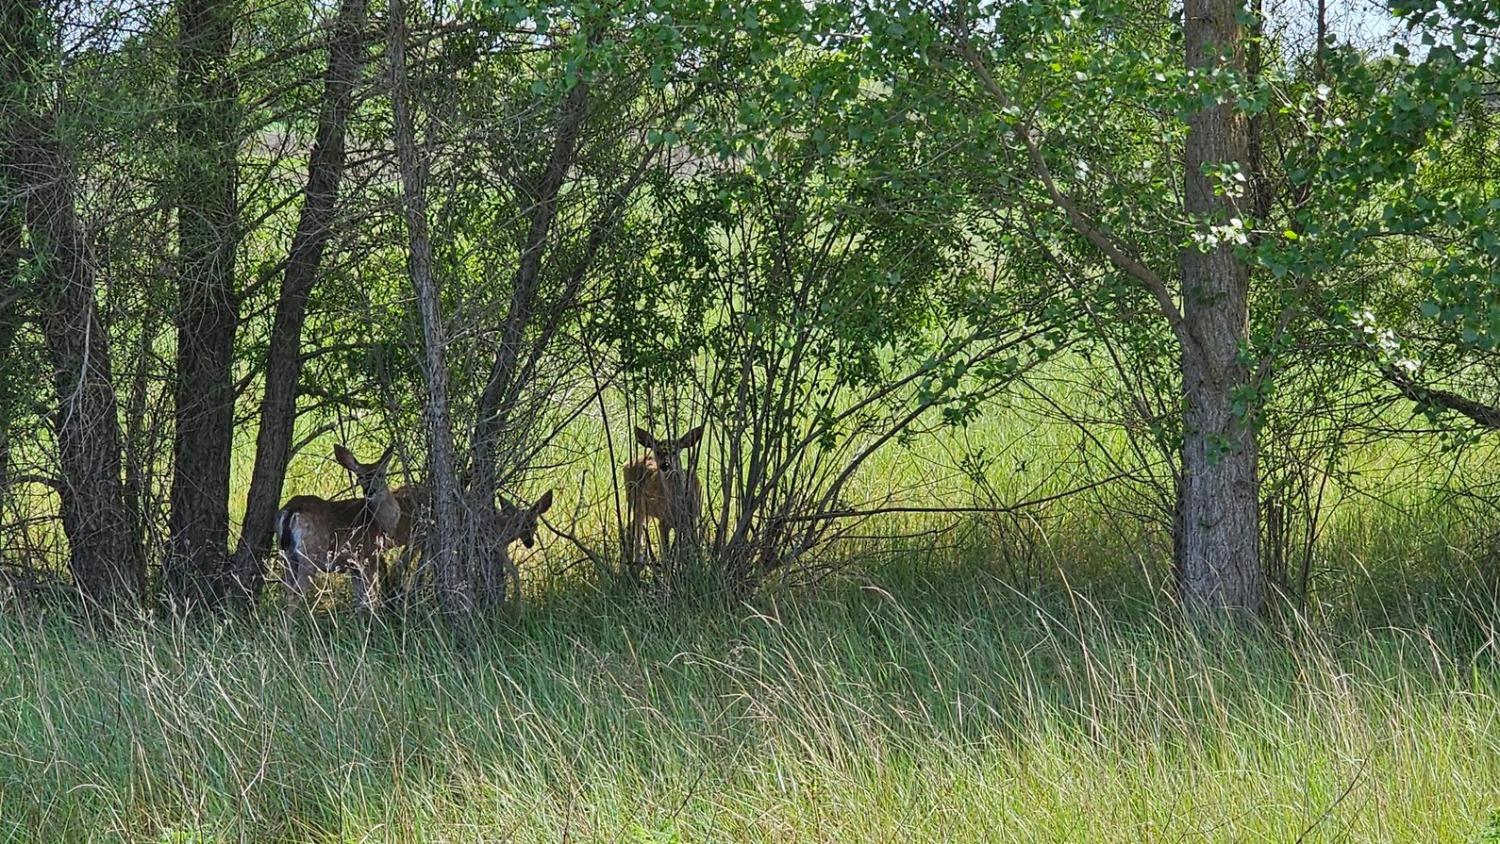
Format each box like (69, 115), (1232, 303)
(7, 379), (1500, 840)
(3, 539), (1499, 841)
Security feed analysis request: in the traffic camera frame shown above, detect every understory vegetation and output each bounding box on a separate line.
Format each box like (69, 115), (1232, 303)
(6, 410), (1500, 840)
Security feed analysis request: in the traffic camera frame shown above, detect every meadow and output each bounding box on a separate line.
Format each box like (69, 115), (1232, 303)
(4, 0), (1495, 837)
(4, 404), (1500, 842)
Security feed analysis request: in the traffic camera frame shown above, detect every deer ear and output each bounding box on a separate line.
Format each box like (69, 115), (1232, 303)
(533, 490), (554, 515)
(678, 425), (704, 449)
(375, 443), (395, 470)
(497, 494), (514, 512)
(333, 444), (357, 471)
(635, 427), (655, 449)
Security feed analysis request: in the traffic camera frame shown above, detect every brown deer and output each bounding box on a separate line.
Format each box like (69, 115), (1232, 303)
(623, 425), (704, 568)
(274, 443), (404, 608)
(374, 483), (554, 602)
(480, 490), (554, 603)
(494, 490), (553, 552)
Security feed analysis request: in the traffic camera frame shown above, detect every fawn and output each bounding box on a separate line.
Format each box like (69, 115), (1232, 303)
(622, 425), (704, 568)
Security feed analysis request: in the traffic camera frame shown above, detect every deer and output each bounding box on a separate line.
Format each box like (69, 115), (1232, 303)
(274, 443), (405, 609)
(622, 424), (704, 569)
(494, 489), (553, 553)
(367, 477), (557, 602)
(479, 490), (554, 603)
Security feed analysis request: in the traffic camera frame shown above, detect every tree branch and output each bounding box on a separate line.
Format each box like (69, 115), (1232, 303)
(951, 37), (1201, 361)
(1382, 366), (1500, 430)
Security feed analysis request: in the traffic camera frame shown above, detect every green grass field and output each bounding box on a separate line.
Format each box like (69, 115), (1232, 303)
(6, 390), (1500, 841)
(4, 521), (1500, 841)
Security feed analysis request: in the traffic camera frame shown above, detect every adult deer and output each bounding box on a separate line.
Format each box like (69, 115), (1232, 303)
(274, 443), (403, 608)
(623, 425), (704, 569)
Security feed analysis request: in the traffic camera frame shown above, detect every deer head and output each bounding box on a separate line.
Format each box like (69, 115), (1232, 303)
(635, 425), (704, 474)
(333, 443), (400, 533)
(496, 489), (554, 549)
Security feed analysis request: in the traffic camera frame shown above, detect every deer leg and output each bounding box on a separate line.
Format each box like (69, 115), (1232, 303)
(502, 550), (521, 610)
(672, 505), (698, 557)
(658, 516), (674, 569)
(388, 543), (417, 595)
(628, 513), (646, 570)
(282, 554), (312, 604)
(369, 553), (386, 609)
(350, 565), (376, 611)
(351, 555), (384, 611)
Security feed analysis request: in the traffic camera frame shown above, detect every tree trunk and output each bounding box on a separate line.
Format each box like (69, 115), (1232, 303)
(388, 0), (471, 618)
(1176, 0), (1262, 614)
(3, 5), (142, 606)
(165, 0), (240, 608)
(230, 0), (369, 602)
(0, 164), (22, 502)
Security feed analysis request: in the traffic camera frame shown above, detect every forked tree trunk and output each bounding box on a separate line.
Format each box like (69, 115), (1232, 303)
(165, 0), (240, 608)
(230, 0), (369, 601)
(26, 170), (144, 607)
(388, 0), (470, 618)
(1176, 0), (1262, 613)
(3, 45), (143, 609)
(469, 77), (590, 508)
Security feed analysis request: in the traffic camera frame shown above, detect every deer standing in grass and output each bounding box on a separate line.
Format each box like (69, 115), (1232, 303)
(623, 425), (704, 569)
(384, 484), (552, 589)
(275, 443), (405, 608)
(276, 442), (555, 607)
(482, 490), (554, 603)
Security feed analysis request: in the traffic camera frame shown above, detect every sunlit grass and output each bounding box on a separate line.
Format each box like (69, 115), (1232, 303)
(3, 539), (1499, 841)
(7, 369), (1500, 840)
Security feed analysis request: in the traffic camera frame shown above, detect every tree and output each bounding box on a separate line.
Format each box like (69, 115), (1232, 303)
(2, 0), (142, 609)
(165, 0), (241, 607)
(1174, 0), (1261, 610)
(853, 0), (1498, 614)
(230, 0), (371, 602)
(899, 0), (1266, 611)
(387, 0), (470, 617)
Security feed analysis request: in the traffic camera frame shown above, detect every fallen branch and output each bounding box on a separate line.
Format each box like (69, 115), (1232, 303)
(770, 472), (1131, 525)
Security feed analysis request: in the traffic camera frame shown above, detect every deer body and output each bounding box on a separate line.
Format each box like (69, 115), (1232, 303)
(275, 444), (402, 608)
(277, 444), (555, 608)
(624, 425), (703, 567)
(478, 490), (554, 603)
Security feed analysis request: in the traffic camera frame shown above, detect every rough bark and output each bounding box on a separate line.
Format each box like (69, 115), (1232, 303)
(0, 162), (21, 499)
(1176, 0), (1263, 614)
(3, 0), (142, 607)
(1, 0), (27, 516)
(230, 0), (369, 602)
(165, 0), (240, 608)
(388, 0), (470, 618)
